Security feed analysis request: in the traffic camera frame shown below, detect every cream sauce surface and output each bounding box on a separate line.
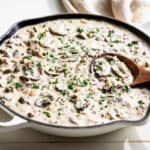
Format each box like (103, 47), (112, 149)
(0, 19), (150, 126)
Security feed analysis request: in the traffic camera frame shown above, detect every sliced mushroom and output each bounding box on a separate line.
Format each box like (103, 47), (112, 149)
(4, 86), (13, 93)
(55, 83), (67, 92)
(94, 57), (111, 77)
(70, 94), (78, 103)
(27, 112), (34, 118)
(75, 100), (89, 112)
(38, 41), (50, 49)
(101, 87), (113, 93)
(20, 76), (30, 82)
(18, 97), (26, 104)
(0, 49), (9, 57)
(5, 40), (12, 48)
(0, 58), (7, 65)
(106, 111), (117, 120)
(111, 65), (126, 78)
(49, 24), (67, 36)
(68, 117), (78, 125)
(22, 62), (40, 80)
(13, 64), (19, 73)
(111, 61), (128, 78)
(3, 69), (12, 74)
(0, 97), (6, 104)
(24, 40), (49, 49)
(87, 30), (96, 38)
(37, 63), (43, 74)
(23, 40), (31, 47)
(30, 76), (40, 81)
(80, 55), (88, 64)
(76, 33), (87, 39)
(44, 70), (60, 77)
(35, 99), (51, 107)
(32, 26), (37, 32)
(27, 48), (42, 58)
(60, 57), (77, 62)
(27, 30), (35, 38)
(0, 96), (10, 103)
(35, 95), (54, 107)
(20, 75), (40, 82)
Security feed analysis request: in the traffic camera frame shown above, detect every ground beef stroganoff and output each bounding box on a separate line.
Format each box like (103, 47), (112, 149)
(0, 19), (149, 126)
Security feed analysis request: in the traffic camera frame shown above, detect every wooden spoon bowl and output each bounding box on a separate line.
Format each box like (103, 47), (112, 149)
(91, 53), (150, 87)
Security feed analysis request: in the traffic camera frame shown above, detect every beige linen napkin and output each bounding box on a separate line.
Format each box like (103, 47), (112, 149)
(62, 0), (150, 25)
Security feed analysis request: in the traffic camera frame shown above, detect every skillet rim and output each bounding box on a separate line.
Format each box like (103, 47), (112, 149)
(0, 13), (150, 129)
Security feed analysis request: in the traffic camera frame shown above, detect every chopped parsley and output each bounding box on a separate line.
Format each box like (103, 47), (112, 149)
(99, 95), (107, 104)
(77, 27), (84, 33)
(138, 100), (145, 105)
(37, 32), (46, 40)
(32, 83), (40, 89)
(107, 30), (113, 38)
(67, 81), (75, 90)
(43, 111), (51, 118)
(15, 82), (23, 88)
(107, 30), (121, 47)
(96, 27), (100, 32)
(111, 40), (121, 43)
(111, 81), (116, 91)
(23, 55), (32, 60)
(70, 48), (78, 54)
(95, 37), (100, 41)
(7, 78), (13, 84)
(61, 64), (68, 76)
(13, 50), (19, 57)
(61, 90), (69, 95)
(58, 37), (64, 44)
(123, 85), (129, 93)
(80, 80), (88, 87)
(108, 39), (121, 47)
(127, 41), (138, 47)
(25, 67), (34, 74)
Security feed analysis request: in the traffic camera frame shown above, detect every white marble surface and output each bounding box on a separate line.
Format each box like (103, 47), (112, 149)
(0, 0), (150, 150)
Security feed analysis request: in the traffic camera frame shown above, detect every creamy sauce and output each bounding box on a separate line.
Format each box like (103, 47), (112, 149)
(0, 19), (150, 126)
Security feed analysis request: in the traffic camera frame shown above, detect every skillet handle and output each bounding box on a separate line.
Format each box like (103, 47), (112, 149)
(0, 106), (27, 132)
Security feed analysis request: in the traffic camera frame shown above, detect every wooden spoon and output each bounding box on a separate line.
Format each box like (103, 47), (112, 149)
(99, 53), (150, 87)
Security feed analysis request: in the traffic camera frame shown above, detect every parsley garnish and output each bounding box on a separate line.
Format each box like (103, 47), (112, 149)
(26, 67), (34, 74)
(100, 95), (107, 102)
(80, 80), (88, 87)
(15, 82), (23, 88)
(61, 90), (69, 95)
(111, 81), (115, 91)
(67, 81), (75, 90)
(96, 27), (100, 32)
(7, 79), (13, 84)
(23, 55), (32, 60)
(43, 111), (51, 118)
(37, 32), (46, 40)
(107, 30), (113, 38)
(77, 27), (84, 33)
(32, 83), (40, 89)
(138, 100), (145, 105)
(123, 85), (129, 93)
(127, 41), (138, 47)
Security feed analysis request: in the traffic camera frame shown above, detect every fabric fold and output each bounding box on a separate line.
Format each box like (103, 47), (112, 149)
(62, 0), (150, 25)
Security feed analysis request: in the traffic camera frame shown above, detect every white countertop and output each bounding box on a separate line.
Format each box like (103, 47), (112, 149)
(0, 0), (150, 150)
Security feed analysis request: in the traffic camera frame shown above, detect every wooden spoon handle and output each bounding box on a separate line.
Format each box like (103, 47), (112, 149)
(131, 67), (150, 87)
